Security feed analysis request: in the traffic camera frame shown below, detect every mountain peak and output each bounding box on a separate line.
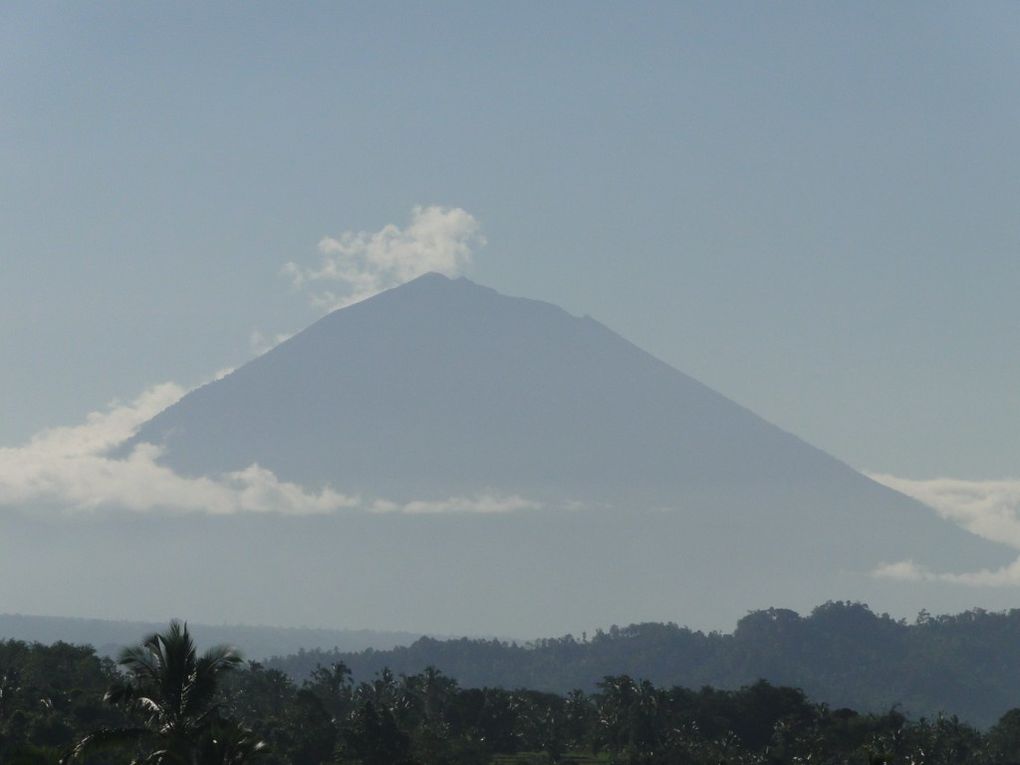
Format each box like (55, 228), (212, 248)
(397, 271), (492, 291)
(348, 271), (493, 307)
(402, 271), (454, 286)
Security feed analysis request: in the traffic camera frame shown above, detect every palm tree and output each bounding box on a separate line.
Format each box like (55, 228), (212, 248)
(63, 620), (265, 765)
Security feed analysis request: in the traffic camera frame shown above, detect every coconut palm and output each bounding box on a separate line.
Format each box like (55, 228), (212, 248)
(63, 620), (264, 765)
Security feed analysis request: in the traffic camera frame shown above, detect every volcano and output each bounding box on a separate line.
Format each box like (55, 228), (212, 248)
(11, 274), (1010, 635)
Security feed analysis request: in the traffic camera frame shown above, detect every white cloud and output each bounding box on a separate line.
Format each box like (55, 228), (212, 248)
(283, 205), (484, 310)
(872, 557), (1020, 587)
(371, 494), (540, 515)
(869, 474), (1020, 550)
(870, 474), (1020, 586)
(0, 382), (536, 517)
(872, 560), (932, 582)
(9, 382), (186, 460)
(0, 384), (356, 516)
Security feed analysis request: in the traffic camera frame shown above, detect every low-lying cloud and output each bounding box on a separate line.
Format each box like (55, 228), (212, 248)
(869, 474), (1020, 551)
(0, 383), (356, 515)
(0, 382), (534, 517)
(872, 558), (1020, 586)
(870, 474), (1020, 586)
(283, 205), (484, 311)
(371, 495), (540, 515)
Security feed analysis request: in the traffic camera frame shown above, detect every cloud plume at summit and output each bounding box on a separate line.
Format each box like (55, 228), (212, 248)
(283, 205), (484, 311)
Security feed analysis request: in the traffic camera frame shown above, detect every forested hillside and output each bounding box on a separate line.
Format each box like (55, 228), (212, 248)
(6, 625), (1020, 765)
(267, 602), (1020, 727)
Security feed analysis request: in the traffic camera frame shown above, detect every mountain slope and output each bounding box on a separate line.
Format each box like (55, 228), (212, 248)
(133, 275), (924, 500)
(58, 273), (1012, 634)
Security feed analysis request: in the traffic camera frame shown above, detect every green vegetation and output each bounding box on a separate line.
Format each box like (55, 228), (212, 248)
(65, 620), (263, 764)
(267, 602), (1020, 727)
(6, 610), (1020, 763)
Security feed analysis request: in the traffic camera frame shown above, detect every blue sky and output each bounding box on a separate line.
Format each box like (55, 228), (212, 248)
(3, 1), (1019, 480)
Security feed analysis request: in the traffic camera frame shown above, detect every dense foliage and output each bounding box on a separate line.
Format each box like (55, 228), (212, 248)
(0, 639), (127, 764)
(267, 602), (1020, 726)
(6, 624), (1020, 764)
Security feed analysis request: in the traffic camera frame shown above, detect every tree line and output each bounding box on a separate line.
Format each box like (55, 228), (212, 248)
(6, 620), (1020, 764)
(267, 602), (1020, 727)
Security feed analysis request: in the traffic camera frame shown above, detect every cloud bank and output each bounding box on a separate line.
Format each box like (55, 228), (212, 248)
(283, 205), (484, 311)
(0, 382), (534, 517)
(0, 384), (356, 516)
(870, 473), (1020, 586)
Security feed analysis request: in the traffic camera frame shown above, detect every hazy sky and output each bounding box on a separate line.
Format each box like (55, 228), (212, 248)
(3, 2), (1019, 480)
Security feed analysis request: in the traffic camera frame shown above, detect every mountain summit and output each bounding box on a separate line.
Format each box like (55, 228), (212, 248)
(72, 275), (1014, 632)
(134, 274), (912, 505)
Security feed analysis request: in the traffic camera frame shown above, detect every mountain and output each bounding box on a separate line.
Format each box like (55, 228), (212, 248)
(4, 274), (1011, 635)
(129, 273), (898, 504)
(0, 613), (422, 659)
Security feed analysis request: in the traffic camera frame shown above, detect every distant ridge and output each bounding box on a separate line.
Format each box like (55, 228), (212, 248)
(0, 613), (423, 659)
(266, 601), (1020, 727)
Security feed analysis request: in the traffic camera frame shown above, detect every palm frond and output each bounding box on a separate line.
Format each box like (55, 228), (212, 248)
(120, 644), (160, 678)
(136, 747), (181, 765)
(183, 644), (242, 716)
(62, 727), (152, 763)
(105, 678), (138, 706)
(136, 695), (165, 715)
(201, 643), (243, 669)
